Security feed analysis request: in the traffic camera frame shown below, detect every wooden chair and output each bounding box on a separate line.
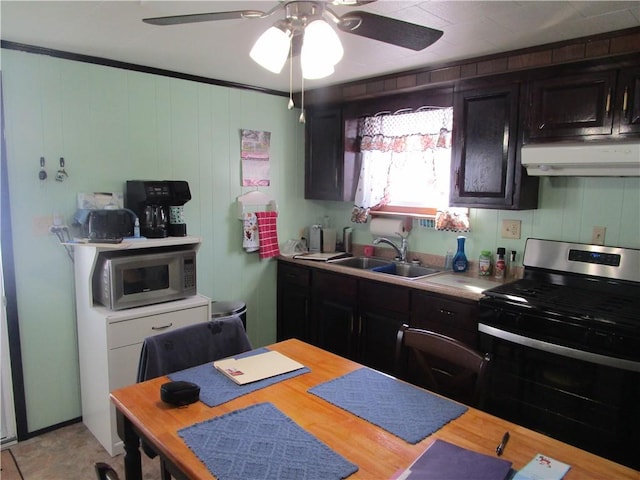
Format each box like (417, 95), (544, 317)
(395, 324), (491, 408)
(136, 315), (252, 480)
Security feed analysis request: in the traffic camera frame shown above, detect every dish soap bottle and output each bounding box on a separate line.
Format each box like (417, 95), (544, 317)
(452, 236), (468, 272)
(495, 247), (506, 279)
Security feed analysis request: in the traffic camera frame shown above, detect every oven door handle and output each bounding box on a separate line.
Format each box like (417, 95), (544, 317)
(478, 323), (640, 373)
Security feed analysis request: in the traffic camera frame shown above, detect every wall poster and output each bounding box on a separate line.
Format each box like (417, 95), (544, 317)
(241, 129), (271, 186)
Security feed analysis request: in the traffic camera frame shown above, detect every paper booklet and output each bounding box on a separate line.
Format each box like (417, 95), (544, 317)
(214, 350), (305, 385)
(292, 252), (349, 261)
(513, 454), (571, 480)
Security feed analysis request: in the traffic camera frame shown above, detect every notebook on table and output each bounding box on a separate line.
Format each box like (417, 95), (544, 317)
(213, 350), (305, 385)
(396, 439), (513, 480)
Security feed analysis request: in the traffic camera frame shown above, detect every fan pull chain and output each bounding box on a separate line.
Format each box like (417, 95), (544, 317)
(287, 36), (294, 110)
(299, 70), (306, 123)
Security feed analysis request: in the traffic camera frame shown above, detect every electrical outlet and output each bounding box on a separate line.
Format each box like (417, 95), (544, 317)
(501, 220), (521, 239)
(592, 226), (606, 245)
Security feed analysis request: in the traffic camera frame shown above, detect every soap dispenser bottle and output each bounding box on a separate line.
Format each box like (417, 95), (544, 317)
(452, 236), (468, 272)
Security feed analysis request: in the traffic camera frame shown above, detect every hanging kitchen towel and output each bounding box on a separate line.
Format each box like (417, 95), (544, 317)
(242, 212), (259, 252)
(256, 211), (280, 259)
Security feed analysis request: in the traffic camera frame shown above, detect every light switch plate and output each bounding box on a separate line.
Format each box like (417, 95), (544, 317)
(592, 226), (606, 245)
(501, 220), (521, 239)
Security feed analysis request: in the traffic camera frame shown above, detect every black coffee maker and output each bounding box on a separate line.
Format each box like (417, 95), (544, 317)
(125, 180), (191, 238)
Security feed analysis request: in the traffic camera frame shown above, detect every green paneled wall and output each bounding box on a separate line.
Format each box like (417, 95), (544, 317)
(2, 48), (639, 436)
(1, 49), (322, 433)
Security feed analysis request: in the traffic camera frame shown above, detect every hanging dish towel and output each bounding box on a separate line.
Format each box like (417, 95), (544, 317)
(255, 211), (280, 259)
(242, 212), (260, 252)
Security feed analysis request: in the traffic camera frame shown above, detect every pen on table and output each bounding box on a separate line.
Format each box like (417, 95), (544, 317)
(496, 431), (510, 456)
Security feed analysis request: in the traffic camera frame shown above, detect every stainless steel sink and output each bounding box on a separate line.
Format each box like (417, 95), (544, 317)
(330, 256), (441, 279)
(383, 263), (442, 279)
(330, 256), (393, 270)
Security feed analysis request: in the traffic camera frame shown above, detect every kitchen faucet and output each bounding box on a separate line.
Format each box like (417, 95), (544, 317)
(373, 235), (409, 263)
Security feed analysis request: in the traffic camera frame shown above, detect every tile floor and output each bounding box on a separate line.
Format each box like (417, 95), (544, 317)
(2, 421), (162, 480)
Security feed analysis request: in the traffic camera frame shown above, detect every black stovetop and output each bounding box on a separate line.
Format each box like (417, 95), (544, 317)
(481, 270), (640, 331)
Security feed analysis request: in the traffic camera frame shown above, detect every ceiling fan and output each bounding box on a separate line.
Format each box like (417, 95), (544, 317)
(142, 0), (444, 52)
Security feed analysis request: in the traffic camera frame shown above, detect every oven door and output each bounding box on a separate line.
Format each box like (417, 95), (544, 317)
(478, 321), (640, 470)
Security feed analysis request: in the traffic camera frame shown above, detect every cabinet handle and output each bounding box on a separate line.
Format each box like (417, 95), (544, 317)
(623, 86), (629, 117)
(455, 168), (460, 191)
(152, 323), (173, 330)
(605, 88), (612, 116)
(439, 309), (455, 317)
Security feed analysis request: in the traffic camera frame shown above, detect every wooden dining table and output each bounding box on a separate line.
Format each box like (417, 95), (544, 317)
(110, 339), (638, 480)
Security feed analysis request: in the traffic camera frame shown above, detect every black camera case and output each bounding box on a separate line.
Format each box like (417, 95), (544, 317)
(160, 381), (200, 406)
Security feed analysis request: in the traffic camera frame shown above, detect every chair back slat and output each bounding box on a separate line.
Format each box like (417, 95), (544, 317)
(395, 324), (491, 408)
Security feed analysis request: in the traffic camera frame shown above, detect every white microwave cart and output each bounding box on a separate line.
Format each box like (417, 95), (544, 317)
(71, 236), (210, 456)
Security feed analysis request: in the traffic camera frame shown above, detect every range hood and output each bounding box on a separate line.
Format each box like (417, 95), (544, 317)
(521, 142), (640, 176)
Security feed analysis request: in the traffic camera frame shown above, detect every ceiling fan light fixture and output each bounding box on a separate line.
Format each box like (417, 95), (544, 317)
(303, 19), (344, 67)
(249, 23), (292, 74)
(301, 54), (335, 79)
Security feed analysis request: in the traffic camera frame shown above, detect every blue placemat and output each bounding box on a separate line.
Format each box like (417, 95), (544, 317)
(308, 367), (468, 444)
(169, 348), (310, 407)
(179, 402), (359, 480)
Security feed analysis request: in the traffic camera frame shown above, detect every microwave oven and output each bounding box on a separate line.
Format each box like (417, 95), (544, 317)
(92, 247), (197, 310)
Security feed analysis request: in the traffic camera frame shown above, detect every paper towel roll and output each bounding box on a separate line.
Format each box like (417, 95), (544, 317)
(369, 218), (408, 238)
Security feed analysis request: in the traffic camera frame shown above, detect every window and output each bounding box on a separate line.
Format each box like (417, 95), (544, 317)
(351, 107), (468, 231)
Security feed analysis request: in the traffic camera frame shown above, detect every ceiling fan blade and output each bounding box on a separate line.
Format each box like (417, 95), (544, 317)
(143, 10), (266, 26)
(338, 11), (443, 51)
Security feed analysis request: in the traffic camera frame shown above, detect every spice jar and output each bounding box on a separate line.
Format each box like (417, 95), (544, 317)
(479, 250), (492, 276)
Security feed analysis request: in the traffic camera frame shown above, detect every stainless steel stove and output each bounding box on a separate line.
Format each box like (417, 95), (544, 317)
(478, 238), (640, 470)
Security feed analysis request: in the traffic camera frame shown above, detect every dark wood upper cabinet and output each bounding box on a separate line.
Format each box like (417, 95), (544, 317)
(525, 70), (617, 140)
(305, 106), (358, 201)
(450, 82), (538, 210)
(525, 66), (640, 141)
(617, 67), (640, 135)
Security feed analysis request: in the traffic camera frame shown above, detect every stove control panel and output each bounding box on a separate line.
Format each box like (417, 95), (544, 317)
(568, 249), (621, 267)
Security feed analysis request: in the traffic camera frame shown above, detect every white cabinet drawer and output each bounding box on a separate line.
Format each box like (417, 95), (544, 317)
(108, 305), (207, 349)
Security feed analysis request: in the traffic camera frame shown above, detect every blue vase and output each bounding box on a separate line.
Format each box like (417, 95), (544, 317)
(452, 236), (468, 272)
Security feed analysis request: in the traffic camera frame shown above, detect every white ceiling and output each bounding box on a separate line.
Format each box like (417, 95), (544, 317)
(2, 1), (639, 93)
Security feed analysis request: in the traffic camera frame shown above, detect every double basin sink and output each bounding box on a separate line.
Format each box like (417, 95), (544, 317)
(329, 256), (441, 280)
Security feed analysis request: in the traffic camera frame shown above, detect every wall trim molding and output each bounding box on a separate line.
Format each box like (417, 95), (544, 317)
(0, 40), (289, 99)
(304, 27), (640, 105)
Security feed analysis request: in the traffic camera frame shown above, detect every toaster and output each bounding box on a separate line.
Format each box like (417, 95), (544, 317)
(82, 209), (135, 240)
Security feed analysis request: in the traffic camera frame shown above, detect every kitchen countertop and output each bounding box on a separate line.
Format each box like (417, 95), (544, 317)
(279, 255), (507, 301)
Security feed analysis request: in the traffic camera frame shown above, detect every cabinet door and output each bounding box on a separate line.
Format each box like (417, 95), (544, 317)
(451, 83), (523, 209)
(526, 70), (617, 139)
(617, 67), (640, 135)
(316, 299), (358, 359)
(411, 291), (479, 348)
(277, 263), (312, 342)
(314, 271), (357, 359)
(305, 107), (345, 200)
(358, 280), (410, 373)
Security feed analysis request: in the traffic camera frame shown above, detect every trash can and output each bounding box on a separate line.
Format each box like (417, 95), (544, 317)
(211, 300), (247, 331)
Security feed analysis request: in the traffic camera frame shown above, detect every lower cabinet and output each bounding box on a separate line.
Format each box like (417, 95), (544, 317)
(314, 270), (358, 358)
(277, 262), (313, 343)
(277, 261), (480, 375)
(358, 280), (410, 374)
(410, 291), (479, 348)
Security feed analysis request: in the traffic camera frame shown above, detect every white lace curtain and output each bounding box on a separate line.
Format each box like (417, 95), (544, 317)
(351, 108), (464, 225)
